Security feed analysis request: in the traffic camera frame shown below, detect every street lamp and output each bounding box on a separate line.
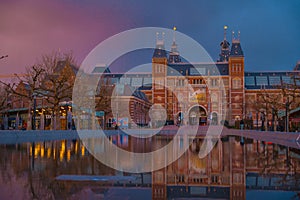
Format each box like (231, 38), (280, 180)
(285, 97), (289, 132)
(32, 94), (37, 130)
(271, 106), (275, 131)
(256, 111), (259, 131)
(260, 111), (265, 131)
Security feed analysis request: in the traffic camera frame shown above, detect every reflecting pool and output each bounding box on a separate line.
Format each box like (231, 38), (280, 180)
(0, 133), (299, 199)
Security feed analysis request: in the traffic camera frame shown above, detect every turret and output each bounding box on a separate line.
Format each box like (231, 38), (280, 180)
(152, 32), (168, 106)
(218, 26), (231, 62)
(168, 27), (181, 63)
(228, 30), (245, 124)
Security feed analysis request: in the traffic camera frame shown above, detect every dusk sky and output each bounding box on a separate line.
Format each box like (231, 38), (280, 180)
(0, 0), (299, 75)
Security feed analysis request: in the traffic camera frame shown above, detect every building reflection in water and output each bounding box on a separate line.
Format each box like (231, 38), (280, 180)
(0, 134), (299, 199)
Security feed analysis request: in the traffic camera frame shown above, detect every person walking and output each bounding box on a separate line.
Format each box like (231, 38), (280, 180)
(240, 119), (244, 130)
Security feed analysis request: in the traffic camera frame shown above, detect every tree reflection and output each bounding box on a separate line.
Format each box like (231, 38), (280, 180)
(0, 135), (299, 199)
(252, 141), (300, 189)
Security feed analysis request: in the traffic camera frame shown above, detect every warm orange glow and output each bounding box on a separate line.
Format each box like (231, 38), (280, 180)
(34, 144), (41, 158)
(67, 150), (71, 162)
(47, 148), (51, 158)
(29, 144), (32, 156)
(41, 146), (45, 158)
(81, 146), (85, 156)
(53, 149), (56, 159)
(75, 141), (78, 154)
(60, 151), (64, 162)
(61, 141), (66, 152)
(60, 141), (66, 161)
(34, 148), (38, 158)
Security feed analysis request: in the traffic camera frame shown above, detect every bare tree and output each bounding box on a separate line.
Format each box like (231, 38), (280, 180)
(0, 84), (10, 129)
(38, 52), (77, 130)
(95, 84), (113, 117)
(0, 65), (45, 130)
(0, 84), (9, 112)
(279, 75), (300, 109)
(249, 74), (300, 131)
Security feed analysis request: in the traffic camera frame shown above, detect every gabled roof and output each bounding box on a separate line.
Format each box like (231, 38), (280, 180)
(54, 60), (79, 75)
(15, 81), (30, 92)
(114, 84), (149, 102)
(23, 82), (30, 91)
(92, 65), (111, 73)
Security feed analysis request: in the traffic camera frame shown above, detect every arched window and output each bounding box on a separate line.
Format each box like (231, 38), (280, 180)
(211, 93), (218, 102)
(232, 78), (241, 89)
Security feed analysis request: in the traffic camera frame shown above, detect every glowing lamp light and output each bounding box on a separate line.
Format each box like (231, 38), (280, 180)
(67, 150), (71, 162)
(224, 25), (228, 30)
(41, 147), (45, 158)
(47, 148), (51, 158)
(173, 26), (177, 31)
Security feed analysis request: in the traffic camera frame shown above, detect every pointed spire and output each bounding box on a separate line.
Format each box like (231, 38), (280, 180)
(224, 25), (228, 40)
(169, 26), (181, 63)
(171, 26), (178, 53)
(230, 30), (244, 57)
(155, 32), (165, 49)
(153, 32), (166, 58)
(232, 30), (241, 43)
(218, 25), (230, 62)
(173, 26), (177, 42)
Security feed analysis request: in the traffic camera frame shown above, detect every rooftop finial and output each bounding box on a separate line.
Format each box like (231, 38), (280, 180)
(155, 32), (165, 48)
(173, 26), (177, 42)
(224, 25), (228, 40)
(232, 31), (235, 40)
(238, 30), (241, 40)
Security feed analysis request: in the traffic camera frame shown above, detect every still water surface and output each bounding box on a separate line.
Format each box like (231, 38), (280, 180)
(0, 134), (299, 200)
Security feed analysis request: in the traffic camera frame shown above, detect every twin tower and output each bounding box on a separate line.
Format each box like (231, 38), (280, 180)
(150, 26), (245, 125)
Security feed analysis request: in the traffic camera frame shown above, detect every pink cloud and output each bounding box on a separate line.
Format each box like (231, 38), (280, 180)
(0, 0), (134, 75)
